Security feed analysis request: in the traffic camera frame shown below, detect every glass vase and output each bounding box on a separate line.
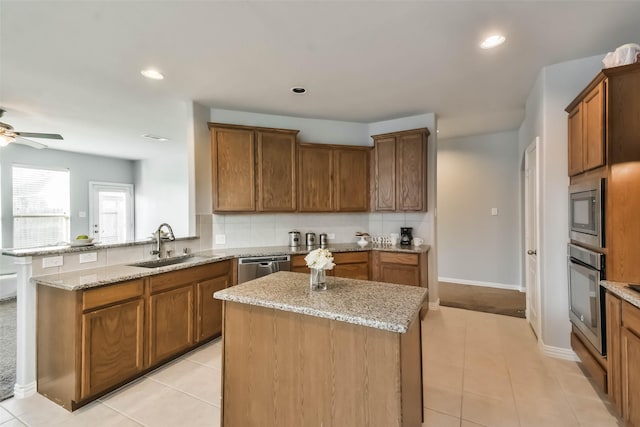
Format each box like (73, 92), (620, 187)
(310, 268), (327, 291)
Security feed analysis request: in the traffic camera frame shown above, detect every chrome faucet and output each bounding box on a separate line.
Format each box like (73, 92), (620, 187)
(151, 223), (176, 258)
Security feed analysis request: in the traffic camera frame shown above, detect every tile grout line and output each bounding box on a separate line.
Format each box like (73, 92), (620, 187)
(144, 376), (221, 409)
(97, 400), (147, 427)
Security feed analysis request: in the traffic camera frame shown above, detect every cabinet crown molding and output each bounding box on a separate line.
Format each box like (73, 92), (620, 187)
(207, 122), (299, 135)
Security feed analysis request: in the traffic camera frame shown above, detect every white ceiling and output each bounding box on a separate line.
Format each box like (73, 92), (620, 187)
(2, 1), (640, 159)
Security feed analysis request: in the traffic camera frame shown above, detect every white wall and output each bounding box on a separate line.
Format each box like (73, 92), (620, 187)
(134, 152), (190, 239)
(518, 53), (604, 349)
(437, 130), (521, 289)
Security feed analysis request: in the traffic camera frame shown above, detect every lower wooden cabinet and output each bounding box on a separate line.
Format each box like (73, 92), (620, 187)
(80, 298), (145, 399)
(292, 251), (369, 280)
(37, 260), (232, 411)
(148, 284), (195, 367)
(196, 276), (229, 342)
(371, 251), (426, 287)
(606, 291), (640, 426)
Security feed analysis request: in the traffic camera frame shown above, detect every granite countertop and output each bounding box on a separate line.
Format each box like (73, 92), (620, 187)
(31, 243), (430, 291)
(214, 271), (427, 333)
(601, 280), (640, 309)
(198, 242), (430, 258)
(2, 235), (200, 257)
(32, 254), (235, 291)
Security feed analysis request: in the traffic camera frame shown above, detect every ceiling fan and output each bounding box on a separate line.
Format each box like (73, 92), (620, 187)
(0, 108), (64, 149)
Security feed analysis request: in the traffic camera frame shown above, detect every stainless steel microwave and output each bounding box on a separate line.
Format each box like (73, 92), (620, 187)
(569, 178), (604, 249)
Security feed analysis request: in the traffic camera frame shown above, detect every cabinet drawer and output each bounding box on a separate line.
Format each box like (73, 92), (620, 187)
(334, 263), (369, 280)
(333, 251), (369, 264)
(378, 252), (419, 266)
(150, 261), (230, 294)
(622, 301), (640, 338)
(83, 279), (144, 311)
(292, 254), (307, 267)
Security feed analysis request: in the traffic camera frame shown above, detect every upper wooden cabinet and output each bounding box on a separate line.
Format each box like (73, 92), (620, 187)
(256, 130), (297, 212)
(209, 123), (298, 213)
(371, 128), (430, 212)
(298, 144), (334, 212)
(298, 143), (370, 212)
(567, 81), (606, 176)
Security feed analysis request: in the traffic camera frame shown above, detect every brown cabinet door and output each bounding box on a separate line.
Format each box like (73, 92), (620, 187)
(568, 103), (584, 176)
(196, 275), (229, 342)
(397, 132), (426, 211)
(334, 148), (369, 212)
(621, 327), (640, 425)
(211, 126), (255, 212)
(607, 292), (622, 414)
(298, 144), (334, 212)
(333, 263), (369, 280)
(582, 82), (606, 172)
(374, 137), (396, 211)
(148, 284), (194, 366)
(378, 263), (420, 286)
(81, 298), (145, 399)
(256, 131), (297, 212)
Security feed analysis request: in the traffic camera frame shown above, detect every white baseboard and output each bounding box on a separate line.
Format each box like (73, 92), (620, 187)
(539, 340), (580, 361)
(428, 298), (440, 310)
(438, 277), (524, 292)
(13, 381), (37, 399)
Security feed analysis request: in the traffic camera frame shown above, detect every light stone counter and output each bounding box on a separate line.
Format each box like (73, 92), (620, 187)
(31, 243), (429, 292)
(214, 271), (427, 333)
(601, 280), (640, 309)
(32, 254), (234, 291)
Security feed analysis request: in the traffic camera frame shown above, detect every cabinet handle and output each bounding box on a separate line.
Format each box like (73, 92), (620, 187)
(527, 250), (537, 255)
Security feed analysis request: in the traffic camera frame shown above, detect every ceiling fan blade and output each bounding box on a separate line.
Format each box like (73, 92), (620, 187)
(15, 131), (63, 140)
(15, 137), (47, 149)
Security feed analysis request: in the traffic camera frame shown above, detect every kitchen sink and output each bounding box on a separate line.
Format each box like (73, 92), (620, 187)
(128, 254), (211, 268)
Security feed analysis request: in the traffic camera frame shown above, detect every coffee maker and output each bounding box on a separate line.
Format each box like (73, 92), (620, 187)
(400, 227), (413, 246)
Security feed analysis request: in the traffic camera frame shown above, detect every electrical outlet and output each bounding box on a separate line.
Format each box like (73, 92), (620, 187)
(79, 252), (98, 264)
(42, 256), (63, 268)
(327, 233), (336, 240)
(491, 208), (499, 216)
(215, 234), (226, 244)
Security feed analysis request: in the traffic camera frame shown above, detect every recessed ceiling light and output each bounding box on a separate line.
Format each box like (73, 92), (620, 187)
(480, 34), (506, 49)
(142, 134), (169, 141)
(291, 87), (307, 94)
(141, 69), (164, 80)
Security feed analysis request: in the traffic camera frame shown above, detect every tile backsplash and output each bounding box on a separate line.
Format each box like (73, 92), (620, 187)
(199, 212), (431, 249)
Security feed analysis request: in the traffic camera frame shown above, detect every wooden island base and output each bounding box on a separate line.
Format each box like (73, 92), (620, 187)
(221, 301), (423, 427)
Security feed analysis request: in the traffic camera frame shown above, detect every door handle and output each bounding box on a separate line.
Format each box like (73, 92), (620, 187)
(527, 250), (537, 255)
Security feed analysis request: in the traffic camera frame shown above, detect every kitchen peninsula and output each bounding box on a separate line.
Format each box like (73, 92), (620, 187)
(214, 271), (427, 427)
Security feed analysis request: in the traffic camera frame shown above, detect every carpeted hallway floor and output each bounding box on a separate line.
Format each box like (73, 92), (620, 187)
(0, 298), (16, 401)
(439, 281), (526, 318)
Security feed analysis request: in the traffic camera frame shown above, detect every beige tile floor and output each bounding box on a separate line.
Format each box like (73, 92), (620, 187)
(0, 306), (623, 427)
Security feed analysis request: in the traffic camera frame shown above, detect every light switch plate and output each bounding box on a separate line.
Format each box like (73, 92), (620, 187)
(78, 211), (87, 218)
(491, 208), (499, 216)
(79, 252), (98, 264)
(42, 256), (63, 268)
(327, 233), (336, 240)
(215, 234), (226, 244)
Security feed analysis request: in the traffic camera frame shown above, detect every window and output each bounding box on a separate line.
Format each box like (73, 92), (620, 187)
(12, 165), (70, 248)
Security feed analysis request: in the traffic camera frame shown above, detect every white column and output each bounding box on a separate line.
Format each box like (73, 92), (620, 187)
(13, 256), (36, 398)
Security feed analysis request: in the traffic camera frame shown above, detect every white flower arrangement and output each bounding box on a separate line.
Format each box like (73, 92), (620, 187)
(304, 248), (335, 270)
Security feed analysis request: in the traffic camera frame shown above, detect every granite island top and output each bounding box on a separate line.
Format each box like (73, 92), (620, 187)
(601, 280), (640, 309)
(214, 271), (427, 333)
(31, 243), (430, 292)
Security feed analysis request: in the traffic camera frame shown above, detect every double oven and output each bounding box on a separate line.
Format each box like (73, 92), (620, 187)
(568, 178), (606, 355)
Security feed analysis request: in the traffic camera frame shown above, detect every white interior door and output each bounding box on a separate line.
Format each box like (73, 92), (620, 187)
(525, 138), (541, 338)
(89, 182), (134, 244)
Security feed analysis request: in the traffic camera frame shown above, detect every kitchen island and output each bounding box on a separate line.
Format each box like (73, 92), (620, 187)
(214, 271), (427, 427)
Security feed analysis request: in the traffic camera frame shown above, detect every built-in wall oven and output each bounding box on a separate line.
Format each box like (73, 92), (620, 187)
(568, 243), (606, 355)
(569, 178), (605, 249)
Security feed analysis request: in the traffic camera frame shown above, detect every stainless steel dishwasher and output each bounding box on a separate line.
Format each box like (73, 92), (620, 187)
(237, 255), (291, 284)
